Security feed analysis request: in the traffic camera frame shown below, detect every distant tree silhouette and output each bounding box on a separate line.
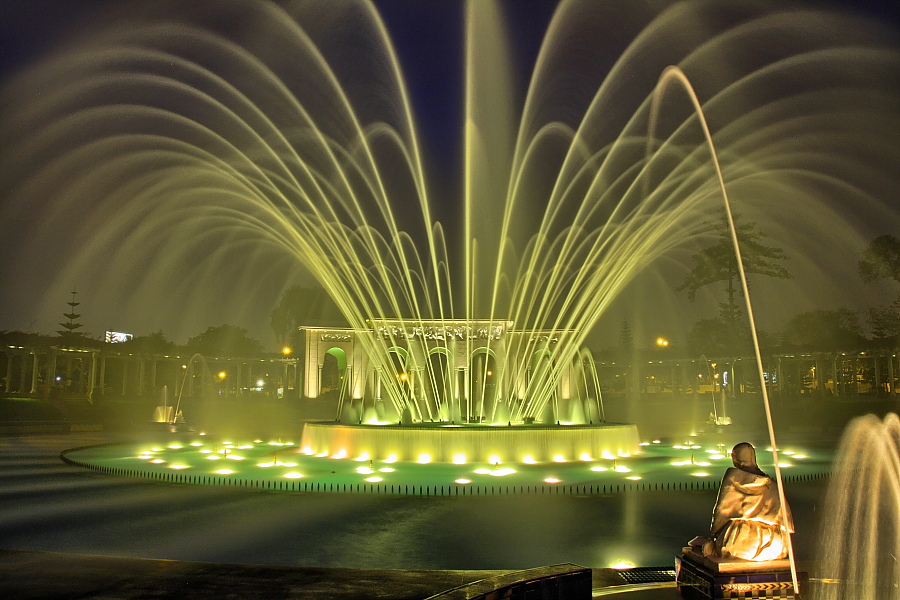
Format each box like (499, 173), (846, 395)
(859, 234), (900, 346)
(185, 325), (263, 357)
(677, 214), (791, 353)
(781, 309), (865, 352)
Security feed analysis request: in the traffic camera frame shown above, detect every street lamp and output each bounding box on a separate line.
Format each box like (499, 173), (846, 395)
(656, 337), (669, 348)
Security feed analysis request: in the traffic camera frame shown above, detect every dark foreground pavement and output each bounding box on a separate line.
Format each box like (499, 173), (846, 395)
(1, 549), (668, 599)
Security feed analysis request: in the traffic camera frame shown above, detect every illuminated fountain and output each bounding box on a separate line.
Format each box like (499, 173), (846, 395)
(817, 413), (900, 600)
(1, 2), (897, 471)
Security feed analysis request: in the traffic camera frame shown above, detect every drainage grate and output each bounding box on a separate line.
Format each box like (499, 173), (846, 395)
(617, 567), (677, 584)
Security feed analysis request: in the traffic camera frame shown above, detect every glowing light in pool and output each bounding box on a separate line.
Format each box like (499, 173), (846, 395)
(379, 467), (394, 473)
(365, 476), (383, 483)
(226, 455), (244, 461)
(591, 466), (608, 472)
(611, 561), (636, 569)
(282, 462), (297, 467)
(417, 454), (432, 464)
(355, 453), (371, 462)
(150, 459), (165, 464)
(258, 461), (274, 467)
(215, 469), (233, 475)
(315, 451), (328, 458)
(452, 454), (467, 464)
(254, 440), (263, 444)
(206, 456), (220, 461)
(200, 450), (212, 454)
(626, 476), (641, 480)
(671, 460), (692, 466)
(652, 440), (661, 444)
(488, 455), (502, 465)
(190, 442), (203, 447)
(553, 455), (566, 463)
(709, 454), (725, 460)
(356, 467), (374, 474)
(167, 444), (182, 450)
(522, 455), (537, 464)
(692, 472), (710, 477)
(544, 477), (561, 484)
(284, 472), (303, 479)
(639, 442), (650, 446)
(579, 453), (592, 461)
(137, 455), (151, 460)
(169, 464), (188, 470)
(455, 478), (471, 485)
(301, 447), (313, 455)
(237, 445), (254, 450)
(793, 455), (807, 459)
(778, 463), (792, 468)
(614, 465), (631, 473)
(151, 448), (163, 452)
(384, 454), (398, 463)
(474, 467), (516, 477)
(331, 449), (347, 459)
(601, 451), (616, 459)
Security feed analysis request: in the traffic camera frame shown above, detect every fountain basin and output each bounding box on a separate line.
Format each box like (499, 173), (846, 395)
(299, 421), (641, 463)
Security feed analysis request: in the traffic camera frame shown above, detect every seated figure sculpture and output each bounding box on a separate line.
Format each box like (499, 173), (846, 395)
(701, 442), (792, 561)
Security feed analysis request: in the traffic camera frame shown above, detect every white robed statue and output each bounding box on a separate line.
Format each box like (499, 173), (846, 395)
(702, 442), (793, 561)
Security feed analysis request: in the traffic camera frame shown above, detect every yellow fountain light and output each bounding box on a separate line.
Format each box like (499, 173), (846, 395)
(199, 432), (206, 436)
(331, 449), (348, 459)
(695, 461), (711, 467)
(652, 440), (661, 444)
(601, 450), (616, 459)
(258, 461), (274, 467)
(455, 478), (472, 485)
(354, 453), (371, 462)
(579, 453), (592, 461)
(783, 450), (795, 455)
(417, 453), (432, 464)
(384, 454), (398, 463)
(356, 467), (374, 475)
(167, 444), (182, 449)
(709, 454), (725, 460)
(150, 459), (165, 464)
(639, 442), (650, 446)
(315, 451), (329, 458)
(206, 456), (221, 461)
(254, 439), (263, 444)
(778, 463), (792, 468)
(301, 447), (314, 455)
(626, 476), (641, 480)
(591, 466), (608, 472)
(488, 455), (501, 465)
(226, 455), (244, 461)
(169, 464), (188, 470)
(190, 442), (203, 447)
(137, 455), (152, 460)
(452, 454), (467, 464)
(365, 476), (383, 483)
(692, 472), (710, 477)
(151, 448), (163, 452)
(544, 477), (561, 484)
(793, 455), (807, 459)
(282, 462), (297, 467)
(199, 449), (212, 454)
(522, 455), (537, 464)
(215, 469), (233, 475)
(378, 467), (394, 473)
(284, 472), (303, 479)
(671, 460), (692, 466)
(611, 561), (636, 570)
(237, 445), (253, 450)
(553, 455), (566, 463)
(614, 465), (631, 473)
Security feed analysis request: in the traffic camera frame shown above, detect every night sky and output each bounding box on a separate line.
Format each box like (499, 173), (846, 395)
(1, 0), (897, 348)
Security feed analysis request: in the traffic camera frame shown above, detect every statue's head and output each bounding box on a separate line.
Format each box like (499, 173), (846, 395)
(731, 442), (758, 470)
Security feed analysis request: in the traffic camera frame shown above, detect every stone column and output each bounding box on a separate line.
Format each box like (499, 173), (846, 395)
(30, 350), (40, 394)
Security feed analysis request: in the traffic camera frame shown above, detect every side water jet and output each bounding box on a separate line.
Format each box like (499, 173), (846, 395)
(650, 65), (800, 596)
(817, 413), (900, 600)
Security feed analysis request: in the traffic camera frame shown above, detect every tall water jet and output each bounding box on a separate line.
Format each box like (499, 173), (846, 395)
(817, 413), (900, 600)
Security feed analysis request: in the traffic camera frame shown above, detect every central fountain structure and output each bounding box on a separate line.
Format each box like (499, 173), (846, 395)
(298, 318), (640, 463)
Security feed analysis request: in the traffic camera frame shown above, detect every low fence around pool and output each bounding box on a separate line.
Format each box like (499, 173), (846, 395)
(59, 443), (831, 496)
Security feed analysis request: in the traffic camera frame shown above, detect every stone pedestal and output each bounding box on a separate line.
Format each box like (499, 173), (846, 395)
(675, 547), (807, 599)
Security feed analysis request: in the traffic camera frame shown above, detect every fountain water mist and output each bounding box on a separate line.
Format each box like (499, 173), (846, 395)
(818, 413), (900, 600)
(0, 2), (897, 461)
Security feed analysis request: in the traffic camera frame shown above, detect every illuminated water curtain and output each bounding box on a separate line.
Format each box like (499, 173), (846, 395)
(5, 1), (896, 466)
